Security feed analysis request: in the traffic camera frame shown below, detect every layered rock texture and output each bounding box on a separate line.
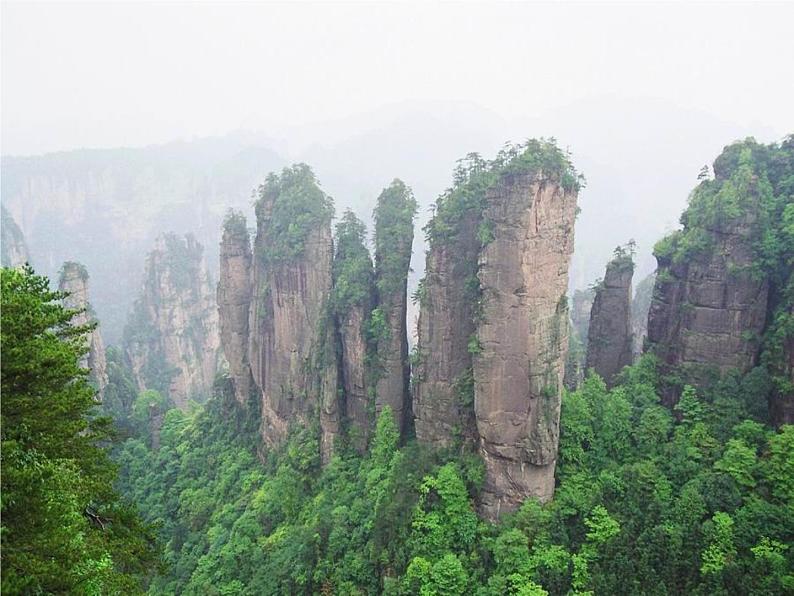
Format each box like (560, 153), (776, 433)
(1, 206), (31, 268)
(372, 180), (417, 436)
(474, 168), (578, 518)
(217, 211), (253, 407)
(58, 262), (108, 400)
(247, 165), (335, 450)
(124, 233), (220, 410)
(329, 210), (377, 451)
(413, 208), (481, 448)
(413, 141), (580, 518)
(647, 137), (793, 423)
(586, 248), (634, 387)
(217, 166), (418, 457)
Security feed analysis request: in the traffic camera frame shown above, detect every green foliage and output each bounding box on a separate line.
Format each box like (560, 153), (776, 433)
(374, 179), (417, 297)
(1, 265), (158, 594)
(111, 345), (794, 594)
(425, 139), (582, 246)
(331, 209), (374, 315)
(222, 208), (248, 239)
(653, 137), (794, 422)
(256, 163), (334, 265)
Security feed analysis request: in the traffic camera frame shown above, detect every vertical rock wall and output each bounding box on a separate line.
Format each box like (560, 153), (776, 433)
(247, 165), (335, 449)
(217, 212), (253, 406)
(373, 180), (417, 436)
(58, 262), (108, 400)
(413, 211), (481, 447)
(585, 253), (634, 387)
(474, 174), (577, 518)
(647, 211), (768, 406)
(124, 233), (220, 410)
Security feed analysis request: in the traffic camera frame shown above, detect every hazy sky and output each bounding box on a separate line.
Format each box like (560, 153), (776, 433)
(3, 1), (793, 156)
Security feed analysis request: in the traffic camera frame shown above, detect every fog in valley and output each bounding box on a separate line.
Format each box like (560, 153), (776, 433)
(3, 1), (792, 344)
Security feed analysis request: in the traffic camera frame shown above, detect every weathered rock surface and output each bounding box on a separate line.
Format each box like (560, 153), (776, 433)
(1, 206), (31, 268)
(58, 262), (108, 400)
(373, 180), (417, 436)
(247, 169), (334, 449)
(474, 173), (578, 519)
(586, 254), (634, 387)
(124, 233), (220, 410)
(631, 273), (656, 359)
(338, 303), (373, 449)
(647, 212), (768, 406)
(413, 211), (480, 448)
(217, 213), (253, 406)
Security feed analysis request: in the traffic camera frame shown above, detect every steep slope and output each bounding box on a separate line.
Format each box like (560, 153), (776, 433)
(247, 165), (335, 449)
(585, 247), (634, 387)
(474, 150), (579, 518)
(58, 262), (108, 400)
(413, 156), (489, 448)
(372, 180), (417, 436)
(1, 134), (285, 344)
(124, 233), (220, 410)
(414, 141), (581, 518)
(1, 206), (31, 267)
(217, 211), (253, 407)
(329, 210), (376, 451)
(647, 137), (793, 423)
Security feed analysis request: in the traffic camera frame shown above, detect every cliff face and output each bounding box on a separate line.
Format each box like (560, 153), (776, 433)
(631, 273), (656, 358)
(413, 211), (480, 447)
(1, 206), (31, 268)
(217, 212), (253, 406)
(647, 211), (768, 405)
(647, 138), (794, 421)
(413, 142), (580, 519)
(372, 180), (417, 436)
(474, 172), (578, 518)
(330, 210), (376, 451)
(124, 233), (220, 410)
(58, 262), (108, 400)
(586, 251), (634, 387)
(247, 165), (335, 449)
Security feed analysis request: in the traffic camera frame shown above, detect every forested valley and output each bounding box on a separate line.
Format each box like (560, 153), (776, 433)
(2, 136), (793, 595)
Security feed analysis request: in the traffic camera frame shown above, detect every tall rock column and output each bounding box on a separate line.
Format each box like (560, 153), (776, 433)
(413, 165), (484, 448)
(58, 262), (108, 400)
(330, 210), (376, 451)
(217, 210), (253, 406)
(474, 164), (578, 519)
(585, 247), (634, 387)
(646, 138), (794, 423)
(247, 164), (335, 449)
(372, 180), (417, 436)
(124, 233), (220, 410)
(647, 203), (768, 406)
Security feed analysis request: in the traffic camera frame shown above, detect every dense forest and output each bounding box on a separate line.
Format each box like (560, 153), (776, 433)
(1, 137), (792, 595)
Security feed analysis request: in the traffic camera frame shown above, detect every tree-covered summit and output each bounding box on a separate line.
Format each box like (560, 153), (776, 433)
(425, 138), (582, 245)
(256, 163), (335, 265)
